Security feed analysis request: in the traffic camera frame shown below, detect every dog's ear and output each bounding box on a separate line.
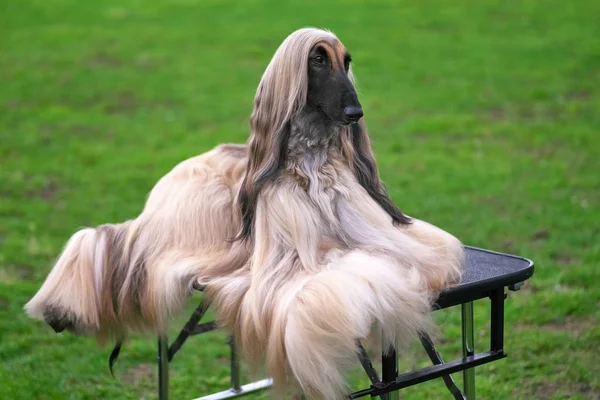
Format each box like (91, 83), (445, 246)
(344, 120), (411, 225)
(236, 106), (291, 241)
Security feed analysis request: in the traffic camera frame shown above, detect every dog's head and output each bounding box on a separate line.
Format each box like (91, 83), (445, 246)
(305, 38), (362, 126)
(247, 28), (361, 137)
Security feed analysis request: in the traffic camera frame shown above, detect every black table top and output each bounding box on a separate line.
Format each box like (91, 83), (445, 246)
(435, 246), (534, 308)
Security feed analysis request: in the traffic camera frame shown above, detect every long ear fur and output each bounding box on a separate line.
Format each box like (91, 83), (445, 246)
(237, 120), (291, 240)
(343, 120), (412, 225)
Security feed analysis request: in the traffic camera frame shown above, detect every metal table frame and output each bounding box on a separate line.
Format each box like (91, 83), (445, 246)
(152, 246), (534, 400)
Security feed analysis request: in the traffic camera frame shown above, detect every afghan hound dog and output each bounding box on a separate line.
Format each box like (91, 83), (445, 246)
(26, 28), (463, 399)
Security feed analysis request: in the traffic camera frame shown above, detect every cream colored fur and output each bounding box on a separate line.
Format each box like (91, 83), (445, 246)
(25, 28), (464, 399)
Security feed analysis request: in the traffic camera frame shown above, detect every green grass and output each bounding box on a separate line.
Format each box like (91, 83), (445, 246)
(1, 0), (599, 399)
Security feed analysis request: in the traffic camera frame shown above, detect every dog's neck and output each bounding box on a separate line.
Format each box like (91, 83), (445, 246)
(286, 112), (342, 191)
(287, 111), (339, 158)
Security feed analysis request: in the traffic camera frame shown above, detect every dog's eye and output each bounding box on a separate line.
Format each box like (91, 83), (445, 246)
(313, 55), (325, 64)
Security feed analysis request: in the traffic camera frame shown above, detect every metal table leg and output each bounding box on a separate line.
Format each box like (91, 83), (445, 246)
(419, 333), (465, 400)
(381, 342), (399, 400)
(158, 336), (169, 400)
(461, 302), (475, 400)
(356, 340), (381, 385)
(490, 289), (505, 353)
(228, 335), (241, 392)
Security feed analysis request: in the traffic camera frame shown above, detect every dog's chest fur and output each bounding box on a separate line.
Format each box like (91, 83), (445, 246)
(287, 119), (341, 200)
(286, 120), (378, 250)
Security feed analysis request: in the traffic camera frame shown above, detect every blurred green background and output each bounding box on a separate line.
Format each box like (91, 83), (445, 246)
(1, 0), (599, 399)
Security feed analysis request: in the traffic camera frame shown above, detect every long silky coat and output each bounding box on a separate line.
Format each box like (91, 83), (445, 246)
(26, 28), (463, 399)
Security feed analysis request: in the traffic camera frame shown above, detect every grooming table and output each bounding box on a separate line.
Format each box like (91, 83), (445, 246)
(155, 246), (534, 400)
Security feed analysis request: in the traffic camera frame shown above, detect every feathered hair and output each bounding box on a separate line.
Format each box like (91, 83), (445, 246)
(25, 27), (463, 399)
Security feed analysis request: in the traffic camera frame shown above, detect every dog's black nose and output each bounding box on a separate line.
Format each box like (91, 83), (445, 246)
(343, 106), (364, 121)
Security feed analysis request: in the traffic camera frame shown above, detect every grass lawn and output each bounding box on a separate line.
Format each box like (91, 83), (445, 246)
(1, 0), (599, 399)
